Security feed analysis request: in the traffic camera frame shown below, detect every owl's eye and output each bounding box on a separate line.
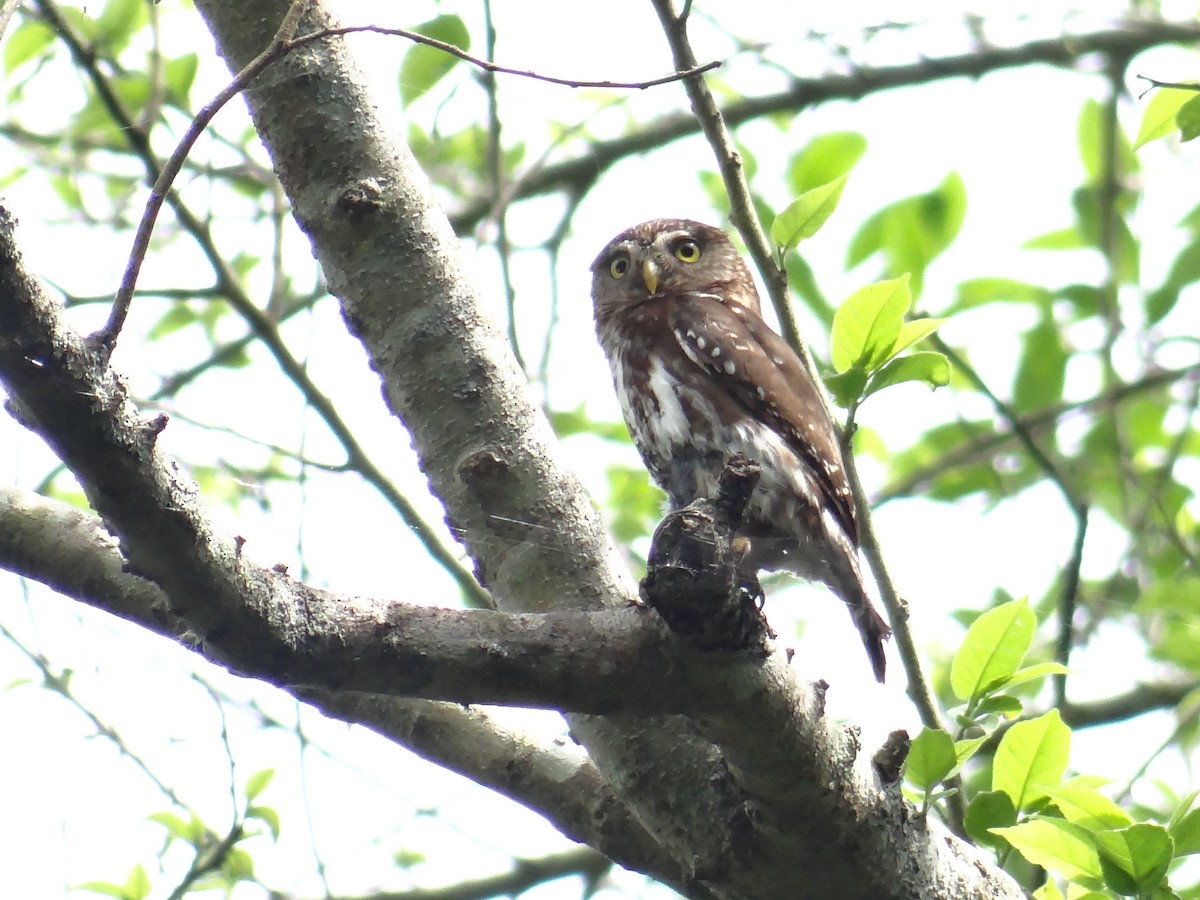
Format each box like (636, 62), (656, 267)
(673, 239), (701, 263)
(609, 255), (630, 278)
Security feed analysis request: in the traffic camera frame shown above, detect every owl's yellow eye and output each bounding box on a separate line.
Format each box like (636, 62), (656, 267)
(609, 255), (630, 278)
(673, 239), (701, 263)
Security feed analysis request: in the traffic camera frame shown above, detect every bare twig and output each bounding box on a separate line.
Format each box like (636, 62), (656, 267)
(313, 849), (611, 900)
(1053, 508), (1088, 709)
(96, 0), (313, 349)
(928, 334), (1089, 709)
(450, 20), (1200, 234)
(92, 9), (718, 352)
(647, 0), (803, 362)
(35, 0), (491, 607)
(1135, 73), (1200, 98)
(876, 365), (1199, 504)
(480, 0), (523, 372)
(329, 22), (720, 90)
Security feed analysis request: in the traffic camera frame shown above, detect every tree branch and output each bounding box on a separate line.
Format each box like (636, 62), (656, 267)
(449, 20), (1200, 234)
(315, 848), (611, 900)
(0, 486), (689, 885)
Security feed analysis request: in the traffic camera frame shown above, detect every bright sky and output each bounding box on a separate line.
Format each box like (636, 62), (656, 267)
(2, 1), (1198, 897)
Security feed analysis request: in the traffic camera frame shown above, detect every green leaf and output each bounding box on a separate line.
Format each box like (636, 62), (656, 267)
(606, 465), (666, 545)
(787, 131), (867, 194)
(954, 735), (988, 768)
(950, 277), (1051, 313)
(1023, 226), (1087, 251)
(846, 172), (965, 290)
(400, 15), (471, 105)
(243, 767), (275, 801)
(224, 846), (255, 881)
(863, 351), (949, 399)
(1146, 240), (1200, 324)
(824, 366), (868, 409)
(148, 811), (199, 845)
(550, 405), (631, 443)
(3, 19), (54, 75)
(974, 694), (1024, 719)
(124, 864), (151, 900)
(830, 275), (911, 373)
(993, 710), (1071, 811)
(247, 805), (281, 841)
(771, 175), (849, 250)
(1171, 807), (1200, 857)
(950, 599), (1036, 702)
(76, 883), (129, 899)
(891, 318), (946, 356)
(164, 53), (199, 107)
(1041, 784), (1133, 830)
(1012, 309), (1066, 412)
(784, 251), (834, 326)
(991, 818), (1103, 886)
(1078, 97), (1138, 182)
(148, 304), (198, 340)
(965, 790), (1017, 848)
(1134, 87), (1198, 149)
(1003, 662), (1070, 692)
(1032, 880), (1066, 900)
(1094, 824), (1173, 895)
(1179, 95), (1200, 143)
(94, 0), (147, 53)
(905, 728), (956, 791)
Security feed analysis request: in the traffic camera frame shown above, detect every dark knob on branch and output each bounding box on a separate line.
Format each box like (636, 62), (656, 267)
(639, 455), (771, 652)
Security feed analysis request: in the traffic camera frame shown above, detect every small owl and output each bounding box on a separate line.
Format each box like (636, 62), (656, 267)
(591, 218), (891, 681)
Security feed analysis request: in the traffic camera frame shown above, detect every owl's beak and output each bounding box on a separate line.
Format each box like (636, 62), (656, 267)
(642, 259), (661, 295)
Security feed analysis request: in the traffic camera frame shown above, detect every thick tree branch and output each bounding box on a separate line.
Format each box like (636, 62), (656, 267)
(0, 487), (687, 885)
(0, 481), (767, 716)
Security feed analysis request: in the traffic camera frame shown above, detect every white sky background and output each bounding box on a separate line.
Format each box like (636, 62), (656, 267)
(2, 0), (1200, 897)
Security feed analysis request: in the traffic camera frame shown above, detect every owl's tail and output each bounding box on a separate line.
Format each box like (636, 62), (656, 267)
(852, 596), (891, 684)
(829, 564), (892, 683)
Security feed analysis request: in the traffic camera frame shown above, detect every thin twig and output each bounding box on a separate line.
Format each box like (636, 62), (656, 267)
(481, 0), (523, 372)
(647, 0), (805, 363)
(37, 0), (491, 607)
(308, 23), (719, 90)
(96, 0), (313, 349)
(1095, 56), (1135, 524)
(876, 364), (1198, 504)
(449, 20), (1200, 234)
(1135, 73), (1200, 98)
(929, 336), (1079, 505)
(928, 334), (1089, 709)
(0, 625), (197, 814)
(89, 12), (716, 350)
(1053, 507), (1088, 710)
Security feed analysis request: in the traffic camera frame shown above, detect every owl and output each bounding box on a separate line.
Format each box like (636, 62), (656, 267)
(590, 218), (890, 681)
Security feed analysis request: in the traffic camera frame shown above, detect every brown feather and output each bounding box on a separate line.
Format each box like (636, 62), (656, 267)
(591, 218), (890, 681)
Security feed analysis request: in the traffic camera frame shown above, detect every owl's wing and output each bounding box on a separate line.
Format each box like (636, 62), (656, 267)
(669, 293), (857, 545)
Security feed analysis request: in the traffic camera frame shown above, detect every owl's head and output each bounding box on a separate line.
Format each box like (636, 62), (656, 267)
(590, 219), (759, 321)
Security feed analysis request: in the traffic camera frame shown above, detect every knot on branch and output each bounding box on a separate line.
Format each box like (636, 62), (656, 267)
(872, 729), (911, 785)
(639, 454), (771, 652)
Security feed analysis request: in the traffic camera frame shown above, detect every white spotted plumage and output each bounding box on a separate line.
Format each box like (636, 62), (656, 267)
(591, 218), (891, 681)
